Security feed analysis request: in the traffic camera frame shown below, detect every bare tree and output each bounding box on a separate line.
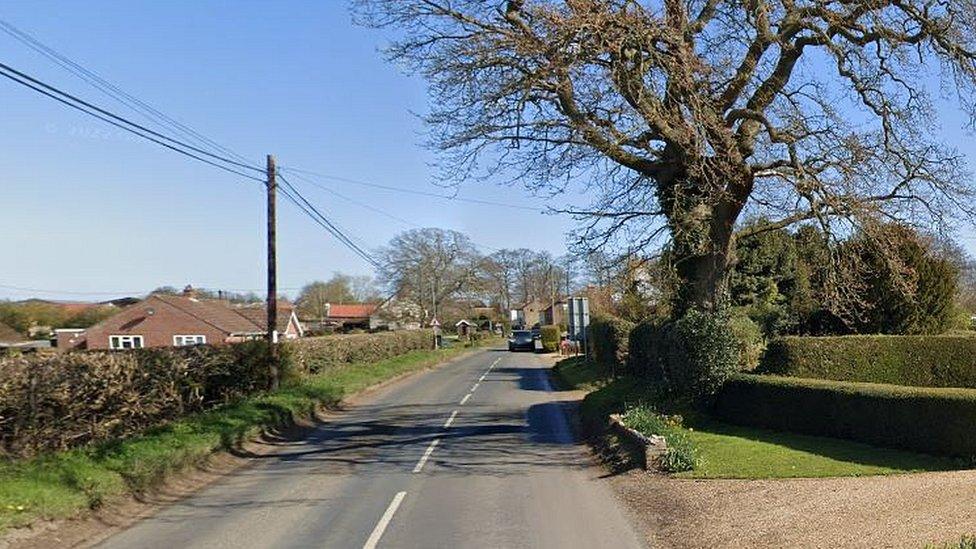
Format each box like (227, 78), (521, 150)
(376, 228), (482, 320)
(355, 0), (976, 313)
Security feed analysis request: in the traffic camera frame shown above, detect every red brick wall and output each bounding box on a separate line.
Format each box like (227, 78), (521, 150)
(84, 296), (228, 349)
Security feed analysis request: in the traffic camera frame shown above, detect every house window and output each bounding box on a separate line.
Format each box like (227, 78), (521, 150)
(109, 335), (144, 350)
(173, 335), (207, 347)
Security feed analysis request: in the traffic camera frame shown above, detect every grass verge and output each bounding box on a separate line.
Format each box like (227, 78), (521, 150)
(555, 357), (964, 479)
(0, 343), (487, 533)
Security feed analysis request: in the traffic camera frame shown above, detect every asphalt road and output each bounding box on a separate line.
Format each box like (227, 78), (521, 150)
(95, 348), (645, 549)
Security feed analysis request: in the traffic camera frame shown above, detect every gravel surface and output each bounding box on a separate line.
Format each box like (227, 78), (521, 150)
(609, 468), (976, 548)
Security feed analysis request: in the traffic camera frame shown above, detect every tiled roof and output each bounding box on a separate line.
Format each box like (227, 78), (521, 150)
(0, 322), (26, 344)
(234, 305), (295, 331)
(151, 294), (267, 334)
(327, 303), (379, 319)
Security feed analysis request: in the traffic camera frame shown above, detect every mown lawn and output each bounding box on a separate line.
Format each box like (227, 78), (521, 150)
(679, 418), (960, 479)
(553, 357), (965, 479)
(0, 343), (489, 533)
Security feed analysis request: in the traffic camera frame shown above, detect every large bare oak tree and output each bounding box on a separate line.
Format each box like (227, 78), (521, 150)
(356, 0), (976, 312)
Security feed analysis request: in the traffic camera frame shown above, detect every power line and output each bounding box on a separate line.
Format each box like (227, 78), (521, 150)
(289, 171), (504, 253)
(280, 166), (546, 213)
(0, 19), (254, 167)
(276, 173), (382, 269)
(0, 61), (264, 180)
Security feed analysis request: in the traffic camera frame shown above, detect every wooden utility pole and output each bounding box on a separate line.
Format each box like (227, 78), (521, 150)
(266, 154), (279, 390)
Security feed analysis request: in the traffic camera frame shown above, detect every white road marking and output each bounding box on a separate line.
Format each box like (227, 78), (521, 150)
(443, 410), (458, 428)
(459, 393), (472, 405)
(363, 491), (406, 549)
(412, 439), (440, 473)
(470, 382), (480, 392)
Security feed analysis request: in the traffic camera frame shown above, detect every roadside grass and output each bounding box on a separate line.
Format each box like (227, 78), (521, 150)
(555, 357), (965, 479)
(552, 355), (612, 392)
(0, 343), (487, 533)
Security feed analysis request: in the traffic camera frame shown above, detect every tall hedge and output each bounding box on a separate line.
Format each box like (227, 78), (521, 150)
(715, 374), (976, 457)
(627, 320), (665, 380)
(0, 330), (434, 457)
(758, 335), (976, 388)
(588, 316), (635, 375)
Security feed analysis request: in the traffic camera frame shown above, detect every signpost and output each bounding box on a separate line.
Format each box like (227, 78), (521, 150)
(567, 297), (590, 355)
(430, 317), (442, 349)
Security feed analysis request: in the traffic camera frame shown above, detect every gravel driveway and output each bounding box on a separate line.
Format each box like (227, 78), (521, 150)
(609, 469), (976, 548)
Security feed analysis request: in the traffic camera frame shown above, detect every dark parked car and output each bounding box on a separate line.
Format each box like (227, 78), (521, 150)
(508, 330), (536, 352)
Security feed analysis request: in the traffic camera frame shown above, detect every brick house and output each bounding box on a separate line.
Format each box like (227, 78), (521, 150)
(58, 291), (303, 351)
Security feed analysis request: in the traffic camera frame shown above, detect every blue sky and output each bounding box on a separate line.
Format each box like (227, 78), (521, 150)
(2, 2), (976, 302)
(0, 1), (577, 301)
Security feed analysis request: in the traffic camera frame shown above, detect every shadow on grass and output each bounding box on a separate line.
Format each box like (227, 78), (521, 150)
(578, 374), (968, 477)
(684, 416), (966, 475)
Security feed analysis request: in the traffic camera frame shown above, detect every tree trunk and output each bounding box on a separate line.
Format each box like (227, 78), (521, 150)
(658, 162), (744, 316)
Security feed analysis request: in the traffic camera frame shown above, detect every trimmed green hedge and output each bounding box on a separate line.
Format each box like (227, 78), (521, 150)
(289, 330), (433, 374)
(589, 316), (635, 375)
(627, 320), (664, 380)
(539, 325), (560, 353)
(714, 374), (976, 457)
(758, 335), (976, 388)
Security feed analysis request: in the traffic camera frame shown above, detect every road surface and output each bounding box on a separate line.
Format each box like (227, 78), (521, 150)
(96, 348), (645, 549)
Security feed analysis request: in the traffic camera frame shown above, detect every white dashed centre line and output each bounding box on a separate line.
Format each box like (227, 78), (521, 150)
(459, 393), (472, 405)
(443, 410), (458, 428)
(362, 491), (406, 549)
(412, 439), (440, 473)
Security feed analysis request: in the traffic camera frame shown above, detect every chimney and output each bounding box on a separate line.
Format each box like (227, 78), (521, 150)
(182, 285), (197, 299)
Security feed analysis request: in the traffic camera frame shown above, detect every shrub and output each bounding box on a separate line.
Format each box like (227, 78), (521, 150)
(0, 340), (276, 457)
(661, 309), (739, 404)
(0, 330), (433, 457)
(621, 404), (700, 472)
(588, 316), (635, 376)
(539, 325), (560, 352)
(288, 330), (433, 374)
(714, 374), (976, 457)
(730, 314), (765, 371)
(627, 320), (665, 380)
(758, 335), (976, 388)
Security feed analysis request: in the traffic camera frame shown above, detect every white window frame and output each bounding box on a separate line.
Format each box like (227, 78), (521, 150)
(109, 335), (144, 350)
(173, 334), (207, 347)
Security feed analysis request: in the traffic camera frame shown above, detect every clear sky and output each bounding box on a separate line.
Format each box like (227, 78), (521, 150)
(0, 1), (579, 301)
(2, 1), (976, 302)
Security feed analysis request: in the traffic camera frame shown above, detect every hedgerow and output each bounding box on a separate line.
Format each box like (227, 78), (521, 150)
(714, 374), (976, 457)
(588, 316), (635, 376)
(288, 330), (433, 374)
(0, 331), (432, 457)
(758, 335), (976, 388)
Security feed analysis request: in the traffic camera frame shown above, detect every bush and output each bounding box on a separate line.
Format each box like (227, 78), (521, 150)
(714, 374), (976, 457)
(288, 330), (433, 374)
(0, 340), (277, 457)
(588, 316), (635, 376)
(539, 325), (560, 352)
(730, 314), (765, 371)
(0, 330), (433, 457)
(758, 335), (976, 388)
(627, 320), (665, 380)
(661, 310), (739, 404)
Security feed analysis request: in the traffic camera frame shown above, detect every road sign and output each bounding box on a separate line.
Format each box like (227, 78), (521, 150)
(430, 317), (441, 327)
